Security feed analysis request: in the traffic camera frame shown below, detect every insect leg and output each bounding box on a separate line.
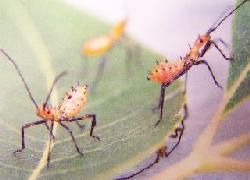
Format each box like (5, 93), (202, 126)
(164, 73), (188, 157)
(155, 84), (166, 127)
(115, 147), (164, 180)
(152, 83), (164, 112)
(213, 38), (230, 49)
(166, 103), (187, 157)
(47, 120), (54, 168)
(116, 74), (188, 179)
(68, 114), (100, 140)
(90, 55), (107, 93)
(211, 41), (232, 60)
(194, 60), (223, 89)
(13, 119), (46, 155)
(44, 121), (55, 139)
(59, 122), (84, 156)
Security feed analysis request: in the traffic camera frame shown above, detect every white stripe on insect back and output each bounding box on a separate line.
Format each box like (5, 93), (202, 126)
(59, 85), (88, 119)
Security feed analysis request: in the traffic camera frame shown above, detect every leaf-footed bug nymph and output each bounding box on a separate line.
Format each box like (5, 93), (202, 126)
(0, 49), (100, 168)
(147, 0), (249, 127)
(117, 1), (250, 178)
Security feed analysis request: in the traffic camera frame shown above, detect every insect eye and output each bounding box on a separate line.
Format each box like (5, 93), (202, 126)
(200, 39), (204, 43)
(47, 111), (50, 114)
(68, 95), (72, 99)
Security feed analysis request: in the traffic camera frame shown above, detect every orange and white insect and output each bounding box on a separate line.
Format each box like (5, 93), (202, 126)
(82, 18), (128, 56)
(82, 18), (131, 92)
(148, 0), (249, 127)
(117, 1), (249, 179)
(0, 49), (100, 168)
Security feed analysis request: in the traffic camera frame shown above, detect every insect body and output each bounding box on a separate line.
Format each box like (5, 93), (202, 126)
(148, 0), (249, 127)
(0, 49), (100, 168)
(82, 18), (128, 57)
(82, 18), (139, 92)
(116, 1), (249, 179)
(82, 18), (128, 92)
(36, 85), (88, 121)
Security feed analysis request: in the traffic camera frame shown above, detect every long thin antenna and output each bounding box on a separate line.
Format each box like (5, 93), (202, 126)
(209, 6), (232, 32)
(44, 71), (67, 107)
(207, 0), (249, 34)
(0, 49), (39, 109)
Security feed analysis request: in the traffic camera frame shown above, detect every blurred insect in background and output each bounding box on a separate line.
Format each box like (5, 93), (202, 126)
(0, 49), (100, 168)
(82, 17), (141, 92)
(147, 0), (249, 127)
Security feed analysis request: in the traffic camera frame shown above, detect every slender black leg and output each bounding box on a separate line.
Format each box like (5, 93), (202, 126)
(184, 72), (188, 94)
(213, 38), (230, 49)
(117, 75), (188, 179)
(211, 41), (232, 60)
(47, 120), (54, 168)
(59, 122), (84, 156)
(90, 55), (107, 93)
(166, 103), (187, 157)
(152, 84), (164, 112)
(13, 120), (46, 155)
(115, 147), (167, 179)
(44, 122), (55, 139)
(116, 75), (188, 179)
(165, 73), (188, 157)
(194, 60), (223, 89)
(116, 148), (165, 180)
(199, 40), (232, 61)
(67, 114), (100, 140)
(44, 122), (50, 130)
(155, 84), (166, 127)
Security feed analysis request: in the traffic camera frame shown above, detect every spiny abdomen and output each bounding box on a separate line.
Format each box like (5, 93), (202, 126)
(147, 60), (185, 84)
(59, 85), (88, 119)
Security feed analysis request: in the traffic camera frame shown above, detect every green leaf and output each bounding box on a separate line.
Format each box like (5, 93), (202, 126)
(224, 1), (250, 114)
(0, 0), (184, 179)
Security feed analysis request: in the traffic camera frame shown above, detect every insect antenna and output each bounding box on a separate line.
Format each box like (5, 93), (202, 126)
(44, 71), (67, 107)
(207, 0), (249, 34)
(0, 49), (39, 109)
(209, 6), (232, 32)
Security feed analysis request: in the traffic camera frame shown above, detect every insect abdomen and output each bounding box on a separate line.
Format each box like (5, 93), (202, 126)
(147, 60), (185, 84)
(59, 85), (88, 119)
(82, 35), (112, 56)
